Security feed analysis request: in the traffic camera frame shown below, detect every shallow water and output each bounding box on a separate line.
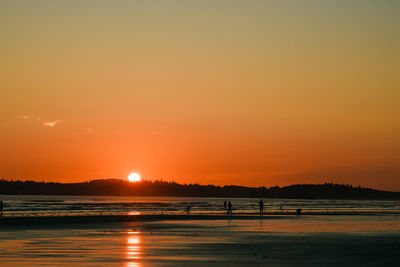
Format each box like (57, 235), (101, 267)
(1, 195), (400, 216)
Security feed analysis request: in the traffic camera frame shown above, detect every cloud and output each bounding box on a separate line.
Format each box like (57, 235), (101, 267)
(20, 115), (42, 123)
(43, 120), (63, 128)
(21, 115), (31, 120)
(20, 115), (63, 128)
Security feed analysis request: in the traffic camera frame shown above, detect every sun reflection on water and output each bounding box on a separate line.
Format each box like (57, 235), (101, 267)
(127, 211), (141, 215)
(126, 231), (141, 267)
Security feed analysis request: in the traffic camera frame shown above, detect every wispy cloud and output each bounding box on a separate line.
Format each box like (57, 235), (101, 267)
(43, 120), (63, 128)
(20, 115), (42, 123)
(21, 115), (30, 120)
(20, 115), (63, 128)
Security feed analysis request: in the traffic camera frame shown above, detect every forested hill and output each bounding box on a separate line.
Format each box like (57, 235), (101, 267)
(1, 179), (399, 200)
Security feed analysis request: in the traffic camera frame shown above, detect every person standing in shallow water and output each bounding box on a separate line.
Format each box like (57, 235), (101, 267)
(224, 200), (227, 210)
(227, 201), (232, 214)
(259, 199), (264, 214)
(296, 209), (302, 216)
(0, 200), (3, 216)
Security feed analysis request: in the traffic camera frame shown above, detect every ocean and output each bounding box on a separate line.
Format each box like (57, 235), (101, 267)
(2, 195), (400, 217)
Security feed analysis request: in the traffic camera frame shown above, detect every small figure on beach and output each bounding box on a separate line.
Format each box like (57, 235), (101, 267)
(227, 201), (232, 214)
(224, 200), (227, 210)
(0, 200), (3, 215)
(279, 203), (283, 210)
(259, 199), (264, 214)
(186, 206), (191, 213)
(296, 209), (302, 216)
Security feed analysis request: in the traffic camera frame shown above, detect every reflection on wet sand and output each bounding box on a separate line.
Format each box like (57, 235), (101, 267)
(2, 216), (400, 266)
(127, 211), (141, 216)
(126, 231), (141, 267)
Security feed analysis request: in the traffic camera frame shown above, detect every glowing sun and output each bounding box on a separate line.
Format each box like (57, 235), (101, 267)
(128, 172), (141, 182)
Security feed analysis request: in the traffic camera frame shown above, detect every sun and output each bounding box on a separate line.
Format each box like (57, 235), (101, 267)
(128, 172), (141, 182)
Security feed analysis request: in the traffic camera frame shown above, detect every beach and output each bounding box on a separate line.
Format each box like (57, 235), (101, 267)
(1, 214), (400, 266)
(2, 0), (399, 265)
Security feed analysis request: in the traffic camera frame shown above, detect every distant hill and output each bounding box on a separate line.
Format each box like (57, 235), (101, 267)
(1, 179), (399, 200)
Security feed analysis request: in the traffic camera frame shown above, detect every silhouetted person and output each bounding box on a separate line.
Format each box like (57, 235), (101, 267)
(186, 206), (191, 213)
(259, 199), (264, 214)
(224, 200), (227, 210)
(0, 200), (3, 216)
(296, 209), (302, 216)
(227, 201), (232, 214)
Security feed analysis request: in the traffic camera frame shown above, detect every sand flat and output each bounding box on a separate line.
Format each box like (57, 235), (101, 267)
(1, 215), (400, 266)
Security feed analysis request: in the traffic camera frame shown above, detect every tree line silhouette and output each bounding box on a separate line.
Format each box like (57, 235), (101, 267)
(0, 179), (399, 199)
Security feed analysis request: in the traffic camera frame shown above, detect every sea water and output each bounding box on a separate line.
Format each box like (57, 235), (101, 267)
(1, 195), (400, 216)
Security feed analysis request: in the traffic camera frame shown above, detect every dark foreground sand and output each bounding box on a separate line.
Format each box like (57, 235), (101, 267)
(1, 214), (400, 266)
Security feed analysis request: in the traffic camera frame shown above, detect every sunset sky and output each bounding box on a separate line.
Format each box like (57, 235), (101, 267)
(1, 1), (399, 190)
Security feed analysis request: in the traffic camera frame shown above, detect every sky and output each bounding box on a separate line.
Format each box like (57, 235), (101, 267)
(1, 0), (399, 190)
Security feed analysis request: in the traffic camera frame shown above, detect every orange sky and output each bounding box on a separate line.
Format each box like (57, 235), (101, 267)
(1, 1), (399, 190)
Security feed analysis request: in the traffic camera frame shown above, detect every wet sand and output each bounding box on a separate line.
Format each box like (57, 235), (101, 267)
(1, 215), (400, 266)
